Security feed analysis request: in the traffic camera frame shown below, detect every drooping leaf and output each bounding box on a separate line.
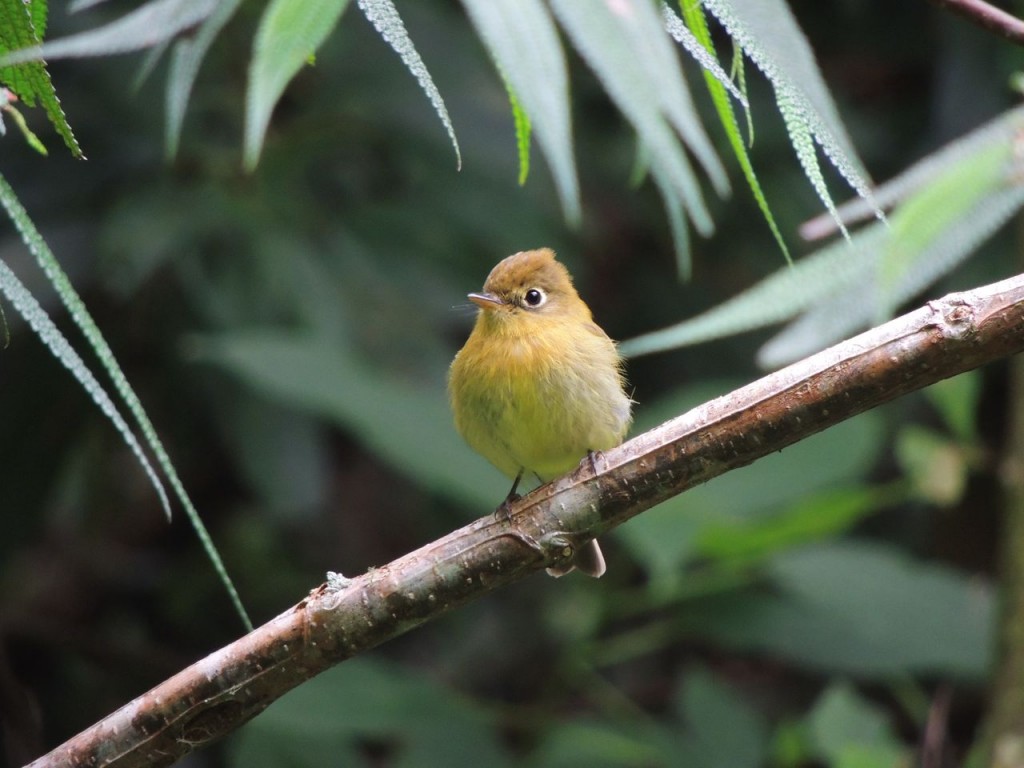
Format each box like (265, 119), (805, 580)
(759, 183), (1024, 367)
(462, 0), (579, 221)
(245, 0), (351, 170)
(0, 173), (252, 630)
(672, 0), (789, 262)
(166, 0), (244, 158)
(1, 97), (48, 155)
(703, 0), (882, 233)
(550, 0), (726, 265)
(0, 257), (170, 521)
(619, 224), (881, 358)
(622, 105), (1024, 362)
(663, 3), (744, 106)
(70, 0), (115, 11)
(357, 0), (460, 170)
(1, 0), (217, 63)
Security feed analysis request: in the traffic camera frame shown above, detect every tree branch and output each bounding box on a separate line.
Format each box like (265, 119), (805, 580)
(927, 0), (1024, 46)
(28, 273), (1024, 768)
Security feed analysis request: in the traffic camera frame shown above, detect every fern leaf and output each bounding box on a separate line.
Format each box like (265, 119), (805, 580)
(674, 0), (789, 262)
(703, 0), (882, 231)
(358, 0), (460, 170)
(0, 173), (253, 631)
(0, 0), (82, 157)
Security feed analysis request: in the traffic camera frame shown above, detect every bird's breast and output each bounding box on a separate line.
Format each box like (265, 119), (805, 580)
(450, 321), (631, 481)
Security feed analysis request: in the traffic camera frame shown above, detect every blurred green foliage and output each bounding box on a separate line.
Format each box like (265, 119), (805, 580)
(0, 1), (1018, 767)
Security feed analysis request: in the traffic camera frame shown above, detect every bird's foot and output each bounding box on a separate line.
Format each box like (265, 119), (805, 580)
(494, 470), (524, 520)
(495, 491), (521, 521)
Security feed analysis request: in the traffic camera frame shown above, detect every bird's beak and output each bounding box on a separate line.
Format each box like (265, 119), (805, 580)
(468, 292), (504, 310)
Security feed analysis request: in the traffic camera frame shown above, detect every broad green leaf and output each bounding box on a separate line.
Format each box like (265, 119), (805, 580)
(703, 0), (882, 232)
(0, 0), (43, 91)
(808, 103), (1024, 237)
(619, 224), (882, 358)
(622, 108), (1024, 362)
(229, 659), (509, 768)
(357, 0), (460, 170)
(462, 0), (578, 221)
(166, 0), (244, 158)
(534, 720), (667, 768)
(924, 371), (980, 443)
(694, 485), (897, 563)
(671, 666), (767, 768)
(698, 541), (993, 679)
(617, 395), (884, 581)
(0, 173), (251, 630)
(879, 139), (1008, 315)
(194, 330), (506, 508)
(245, 0), (351, 170)
(760, 183), (1024, 367)
(535, 667), (767, 767)
(27, 0), (46, 36)
(807, 684), (908, 768)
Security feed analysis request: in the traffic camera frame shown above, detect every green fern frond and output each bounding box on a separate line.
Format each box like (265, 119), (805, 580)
(676, 0), (789, 262)
(703, 0), (882, 233)
(0, 0), (82, 157)
(0, 174), (253, 631)
(358, 0), (461, 170)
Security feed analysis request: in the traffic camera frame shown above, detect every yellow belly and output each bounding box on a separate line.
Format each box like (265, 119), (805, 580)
(449, 324), (632, 482)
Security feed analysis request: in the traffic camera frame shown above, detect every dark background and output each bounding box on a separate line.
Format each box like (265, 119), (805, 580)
(1, 2), (1019, 766)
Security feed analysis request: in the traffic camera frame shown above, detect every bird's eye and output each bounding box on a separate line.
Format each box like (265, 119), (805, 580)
(524, 288), (546, 307)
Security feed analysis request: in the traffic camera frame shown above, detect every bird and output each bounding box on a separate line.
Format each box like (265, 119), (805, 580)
(448, 248), (632, 577)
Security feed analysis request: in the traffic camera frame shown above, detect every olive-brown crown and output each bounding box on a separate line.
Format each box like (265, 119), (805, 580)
(474, 248), (588, 317)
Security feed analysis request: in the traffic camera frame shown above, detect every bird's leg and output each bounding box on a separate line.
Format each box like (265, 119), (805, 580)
(496, 469), (524, 520)
(587, 449), (599, 475)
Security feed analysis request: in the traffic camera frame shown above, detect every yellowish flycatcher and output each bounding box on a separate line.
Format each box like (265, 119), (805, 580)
(448, 248), (632, 577)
